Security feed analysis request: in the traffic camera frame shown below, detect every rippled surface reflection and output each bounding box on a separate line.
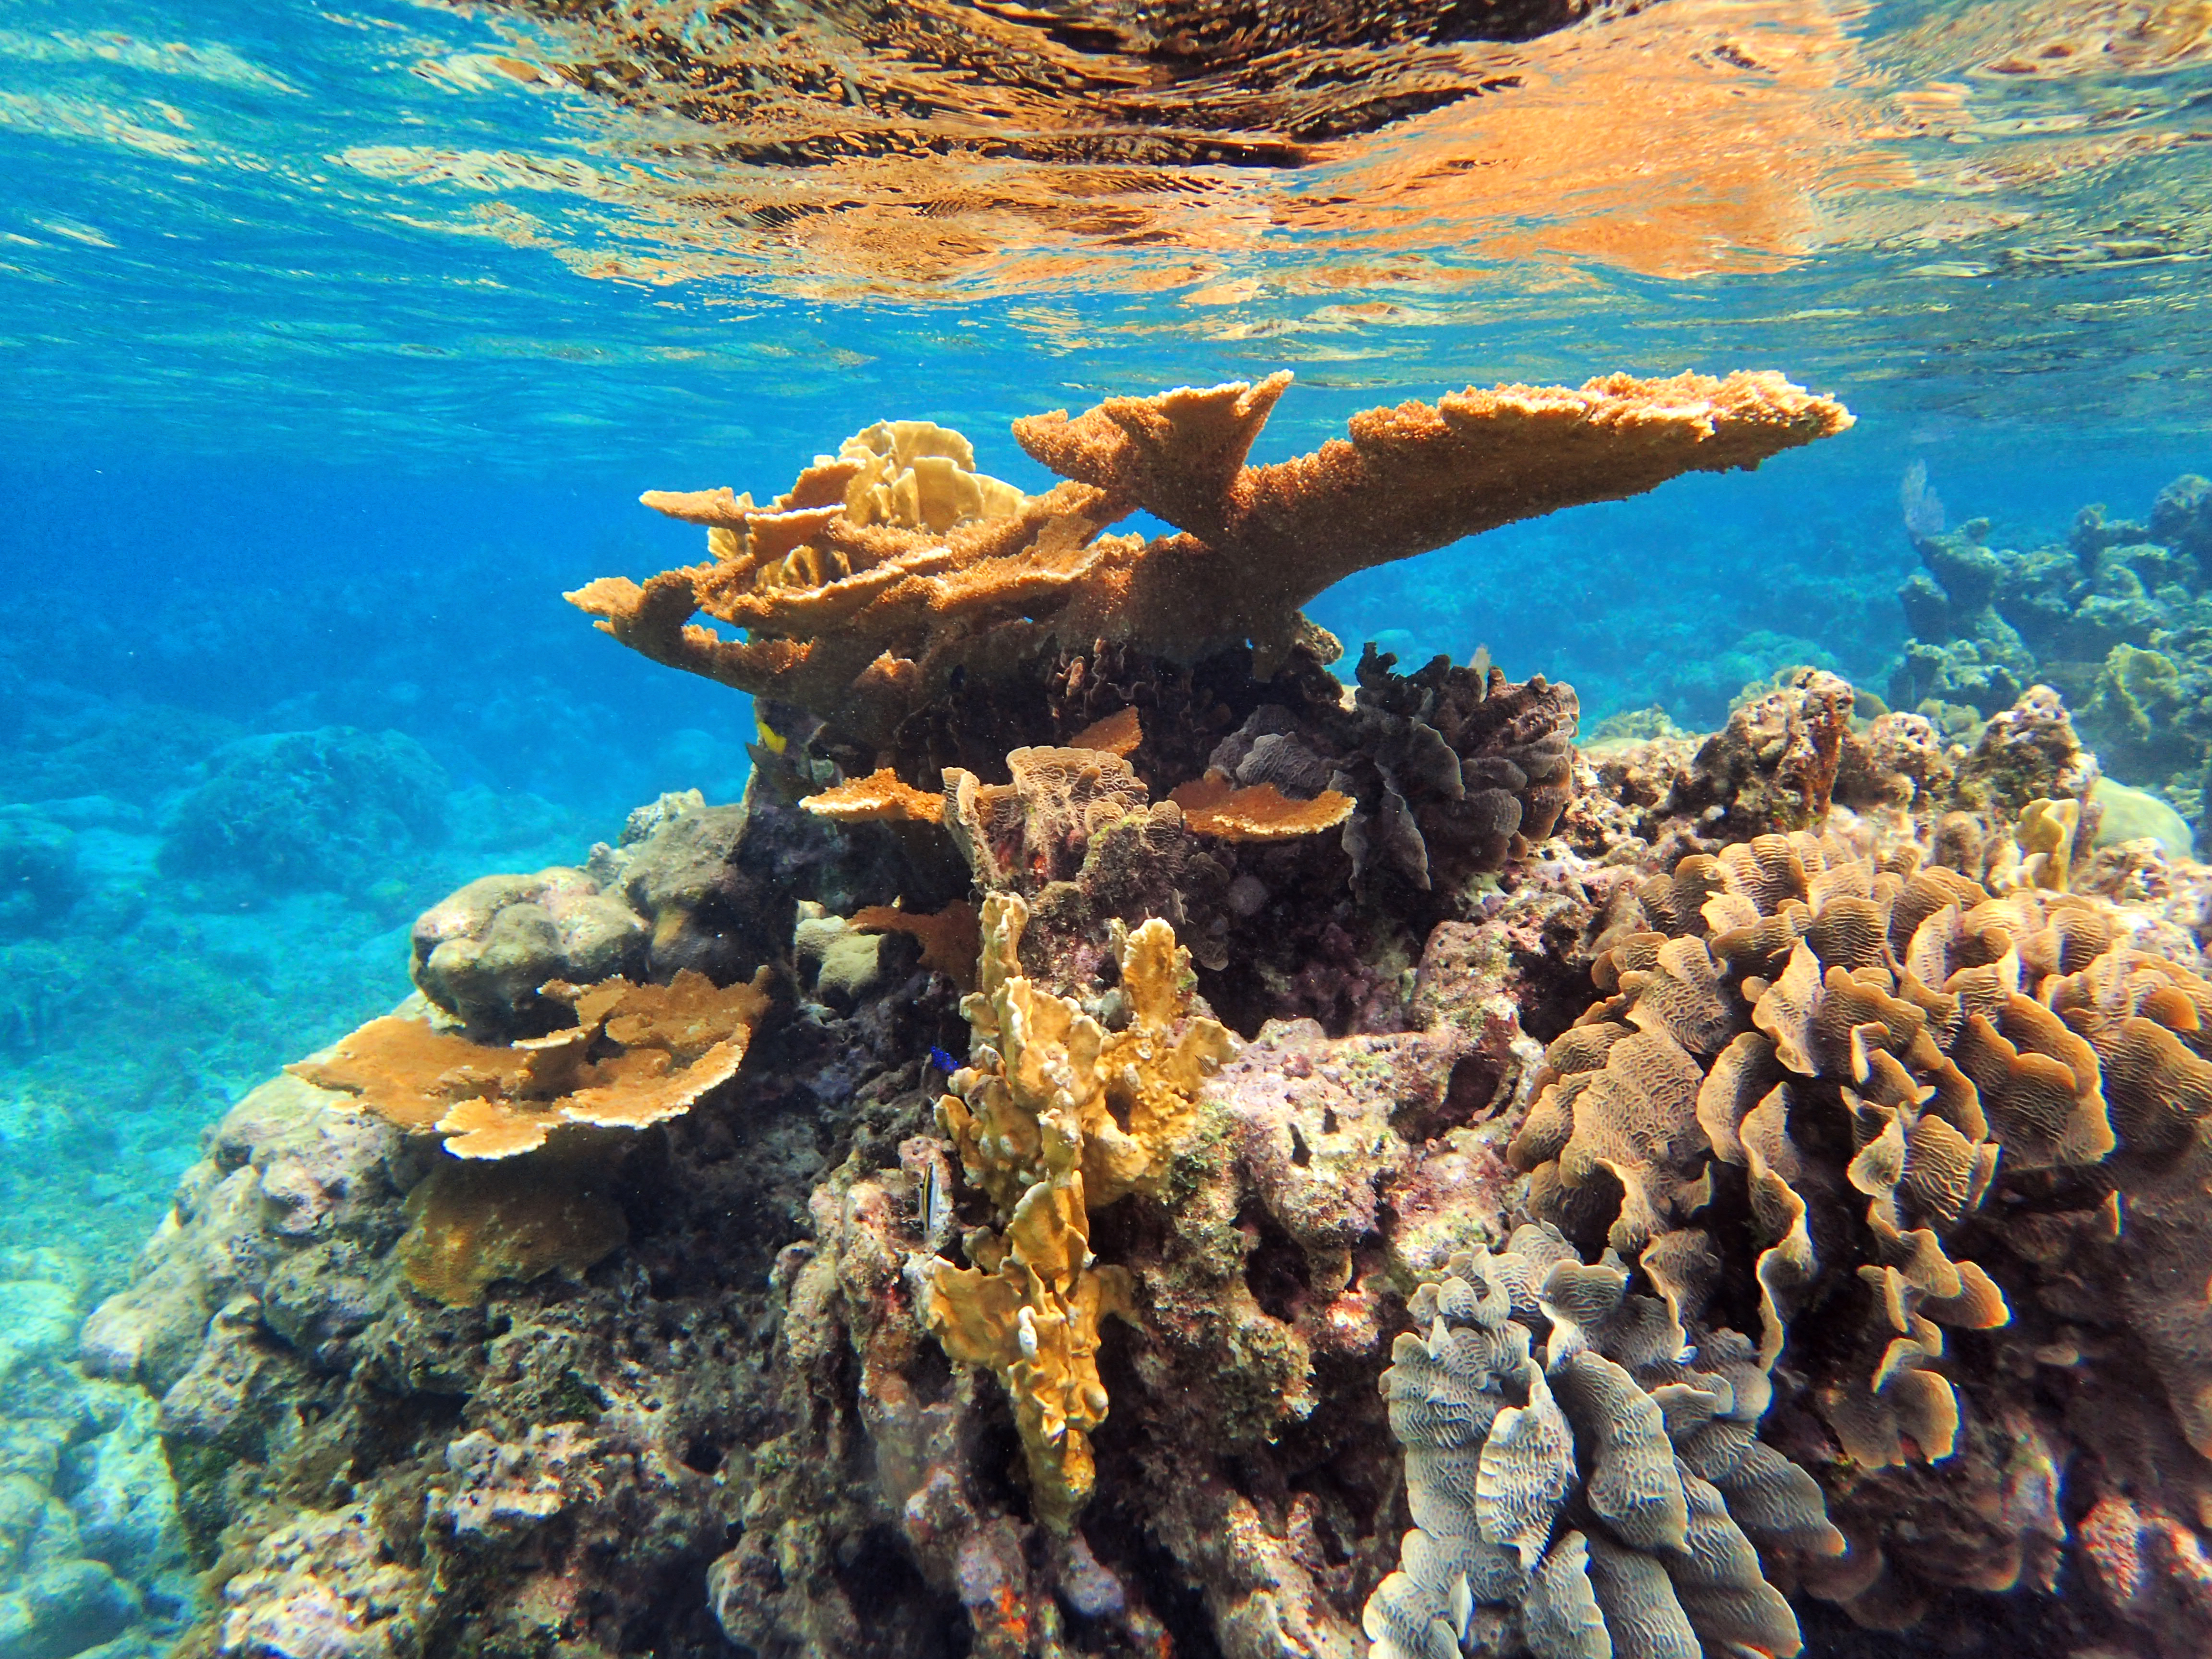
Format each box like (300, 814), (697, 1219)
(2, 0), (2209, 450)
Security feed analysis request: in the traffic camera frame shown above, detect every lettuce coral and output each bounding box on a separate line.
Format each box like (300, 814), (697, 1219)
(1204, 645), (1580, 891)
(574, 371), (1847, 745)
(1516, 823), (2212, 1623)
(1363, 1229), (1839, 1659)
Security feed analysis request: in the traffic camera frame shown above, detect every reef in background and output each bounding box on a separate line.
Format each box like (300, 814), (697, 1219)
(0, 707), (594, 1274)
(62, 374), (2212, 1659)
(1888, 471), (2212, 853)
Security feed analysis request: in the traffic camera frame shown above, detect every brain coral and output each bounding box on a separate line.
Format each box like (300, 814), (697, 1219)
(1363, 1228), (1840, 1659)
(574, 370), (1847, 745)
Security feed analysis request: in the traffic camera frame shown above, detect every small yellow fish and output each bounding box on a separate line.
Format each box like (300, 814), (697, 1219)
(754, 703), (788, 755)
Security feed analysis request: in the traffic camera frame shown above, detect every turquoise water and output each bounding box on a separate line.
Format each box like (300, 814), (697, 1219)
(3, 2), (2210, 1653)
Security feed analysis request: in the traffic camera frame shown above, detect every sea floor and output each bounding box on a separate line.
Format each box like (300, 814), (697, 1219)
(0, 673), (647, 1659)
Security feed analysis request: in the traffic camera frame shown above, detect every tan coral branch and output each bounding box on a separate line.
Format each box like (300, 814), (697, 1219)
(575, 369), (1849, 743)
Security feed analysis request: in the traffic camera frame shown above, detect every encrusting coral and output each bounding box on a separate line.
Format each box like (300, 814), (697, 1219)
(926, 892), (1235, 1528)
(395, 1155), (631, 1307)
(573, 370), (1849, 745)
(1363, 1228), (1841, 1659)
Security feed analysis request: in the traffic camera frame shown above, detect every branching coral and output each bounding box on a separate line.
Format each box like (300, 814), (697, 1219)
(1363, 1229), (1840, 1659)
(1012, 372), (1850, 667)
(292, 968), (772, 1159)
(925, 893), (1234, 1528)
(574, 371), (1847, 744)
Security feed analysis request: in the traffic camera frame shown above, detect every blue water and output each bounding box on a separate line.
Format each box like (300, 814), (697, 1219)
(2, 1), (2210, 1650)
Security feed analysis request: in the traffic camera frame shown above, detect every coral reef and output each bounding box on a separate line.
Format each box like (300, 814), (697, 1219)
(84, 657), (2212, 1659)
(82, 761), (1602, 1658)
(129, 368), (2212, 1659)
(574, 371), (1848, 746)
(1363, 1230), (1839, 1659)
(159, 727), (449, 897)
(81, 911), (970, 1659)
(1890, 473), (2212, 850)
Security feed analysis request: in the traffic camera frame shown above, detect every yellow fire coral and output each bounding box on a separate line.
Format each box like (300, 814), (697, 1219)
(925, 893), (1233, 1528)
(292, 968), (772, 1159)
(573, 371), (1849, 742)
(1166, 776), (1356, 840)
(799, 767), (946, 825)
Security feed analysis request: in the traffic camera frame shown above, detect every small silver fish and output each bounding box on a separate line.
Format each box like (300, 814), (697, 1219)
(920, 1155), (953, 1250)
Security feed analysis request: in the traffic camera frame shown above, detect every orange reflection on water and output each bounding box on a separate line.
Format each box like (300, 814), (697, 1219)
(441, 0), (1918, 294)
(425, 0), (2209, 299)
(1282, 1), (1911, 282)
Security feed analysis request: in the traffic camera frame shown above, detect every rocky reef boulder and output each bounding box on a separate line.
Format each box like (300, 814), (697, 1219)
(0, 1247), (189, 1659)
(0, 807), (82, 937)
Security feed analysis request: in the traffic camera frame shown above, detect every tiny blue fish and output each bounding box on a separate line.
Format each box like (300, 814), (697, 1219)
(928, 1046), (961, 1076)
